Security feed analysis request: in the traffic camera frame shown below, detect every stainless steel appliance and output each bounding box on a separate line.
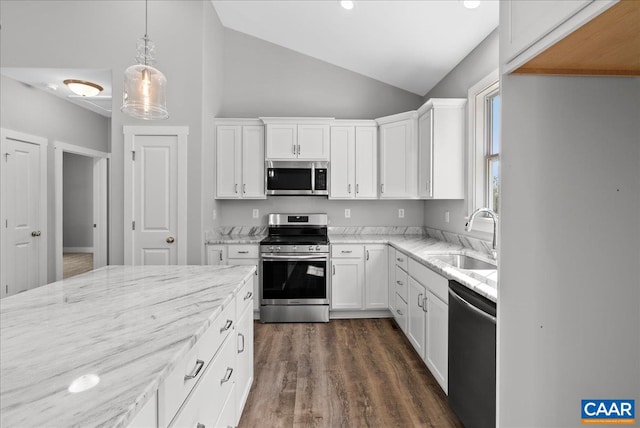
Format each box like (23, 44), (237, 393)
(260, 214), (330, 322)
(448, 280), (497, 428)
(265, 161), (329, 196)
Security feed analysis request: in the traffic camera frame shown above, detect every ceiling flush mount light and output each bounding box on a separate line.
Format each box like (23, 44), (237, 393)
(63, 79), (103, 97)
(462, 0), (481, 9)
(121, 0), (168, 120)
(339, 0), (354, 11)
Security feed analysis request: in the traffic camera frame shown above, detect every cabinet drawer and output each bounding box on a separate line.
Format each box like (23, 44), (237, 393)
(394, 265), (408, 303)
(169, 332), (236, 428)
(394, 293), (408, 334)
(236, 278), (254, 318)
(394, 251), (409, 271)
(160, 301), (235, 427)
(227, 244), (258, 259)
(409, 258), (448, 303)
(331, 244), (364, 259)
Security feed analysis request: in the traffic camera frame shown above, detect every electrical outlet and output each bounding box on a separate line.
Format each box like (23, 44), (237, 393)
(445, 211), (450, 223)
(252, 209), (259, 219)
(345, 208), (351, 218)
(398, 208), (405, 218)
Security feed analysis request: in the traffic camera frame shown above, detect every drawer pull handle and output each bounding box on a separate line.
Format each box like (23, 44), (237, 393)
(422, 296), (428, 313)
(238, 333), (245, 353)
(220, 319), (233, 333)
(396, 309), (403, 316)
(396, 280), (404, 286)
(197, 424), (205, 428)
(417, 293), (423, 308)
(244, 291), (253, 301)
(238, 250), (249, 254)
(221, 367), (234, 384)
(341, 250), (352, 254)
(184, 359), (205, 380)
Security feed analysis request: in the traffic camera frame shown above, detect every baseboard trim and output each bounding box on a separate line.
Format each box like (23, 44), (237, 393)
(63, 247), (93, 254)
(330, 309), (392, 319)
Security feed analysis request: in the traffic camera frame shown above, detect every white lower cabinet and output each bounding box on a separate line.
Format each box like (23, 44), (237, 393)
(331, 244), (388, 312)
(235, 301), (254, 424)
(207, 244), (259, 313)
(393, 292), (408, 334)
(206, 245), (227, 266)
(424, 289), (448, 394)
(407, 277), (426, 359)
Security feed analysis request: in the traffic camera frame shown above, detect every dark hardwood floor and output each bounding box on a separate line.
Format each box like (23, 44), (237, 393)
(239, 318), (463, 428)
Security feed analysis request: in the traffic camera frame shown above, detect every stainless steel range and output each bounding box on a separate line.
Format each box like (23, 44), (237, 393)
(260, 214), (330, 323)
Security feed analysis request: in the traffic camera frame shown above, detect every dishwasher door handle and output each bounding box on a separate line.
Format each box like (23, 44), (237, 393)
(448, 288), (496, 323)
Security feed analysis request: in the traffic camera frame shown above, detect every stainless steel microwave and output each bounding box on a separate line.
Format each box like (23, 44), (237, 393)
(266, 161), (329, 196)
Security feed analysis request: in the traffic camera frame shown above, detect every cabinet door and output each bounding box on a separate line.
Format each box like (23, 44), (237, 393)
(364, 245), (388, 309)
(331, 259), (364, 310)
(329, 126), (355, 199)
(216, 126), (242, 199)
(206, 245), (227, 266)
(228, 258), (259, 311)
(298, 124), (330, 160)
(242, 126), (265, 199)
(418, 109), (433, 199)
(379, 119), (415, 198)
(354, 127), (377, 199)
(266, 124), (297, 159)
(388, 247), (396, 312)
(235, 304), (254, 424)
(407, 277), (426, 359)
(425, 290), (448, 394)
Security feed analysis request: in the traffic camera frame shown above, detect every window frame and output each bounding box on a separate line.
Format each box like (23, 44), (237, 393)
(466, 69), (500, 234)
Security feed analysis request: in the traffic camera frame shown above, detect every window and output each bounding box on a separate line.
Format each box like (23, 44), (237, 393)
(467, 69), (500, 231)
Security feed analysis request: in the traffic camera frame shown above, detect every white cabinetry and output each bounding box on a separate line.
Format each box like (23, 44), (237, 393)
(329, 122), (377, 199)
(262, 118), (333, 160)
(390, 250), (410, 333)
(206, 245), (227, 266)
(417, 99), (466, 199)
(207, 244), (259, 312)
(377, 112), (418, 199)
(424, 288), (448, 393)
(235, 276), (254, 425)
(501, 0), (617, 73)
(215, 120), (265, 199)
(331, 244), (388, 313)
(407, 277), (426, 358)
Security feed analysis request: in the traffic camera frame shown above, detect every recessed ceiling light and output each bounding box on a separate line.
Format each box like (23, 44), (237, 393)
(339, 0), (354, 11)
(462, 0), (481, 9)
(63, 79), (103, 97)
(68, 374), (100, 393)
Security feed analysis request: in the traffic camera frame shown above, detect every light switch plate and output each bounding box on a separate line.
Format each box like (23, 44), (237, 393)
(398, 208), (405, 218)
(213, 209), (217, 220)
(345, 209), (351, 218)
(252, 209), (259, 219)
(445, 211), (450, 223)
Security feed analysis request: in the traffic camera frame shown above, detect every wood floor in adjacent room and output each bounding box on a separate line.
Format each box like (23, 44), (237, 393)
(239, 318), (462, 428)
(63, 253), (93, 279)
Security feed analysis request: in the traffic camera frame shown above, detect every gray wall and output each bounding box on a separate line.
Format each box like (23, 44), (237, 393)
(63, 153), (93, 248)
(221, 28), (423, 119)
(218, 198), (425, 227)
(217, 28), (425, 227)
(498, 75), (640, 426)
(1, 0), (225, 267)
(0, 74), (109, 280)
(421, 29), (498, 239)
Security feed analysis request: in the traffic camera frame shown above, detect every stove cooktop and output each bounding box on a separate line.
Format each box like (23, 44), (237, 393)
(260, 235), (329, 246)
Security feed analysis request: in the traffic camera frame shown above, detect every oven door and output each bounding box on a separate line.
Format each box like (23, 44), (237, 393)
(260, 253), (329, 305)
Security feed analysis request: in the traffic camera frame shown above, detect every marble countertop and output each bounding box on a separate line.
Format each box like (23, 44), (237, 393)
(206, 235), (265, 245)
(330, 234), (497, 302)
(0, 265), (256, 428)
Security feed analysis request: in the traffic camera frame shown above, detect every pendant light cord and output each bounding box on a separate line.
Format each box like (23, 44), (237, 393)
(144, 0), (148, 66)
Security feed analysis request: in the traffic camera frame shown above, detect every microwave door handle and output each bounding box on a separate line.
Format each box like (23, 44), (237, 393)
(311, 163), (315, 194)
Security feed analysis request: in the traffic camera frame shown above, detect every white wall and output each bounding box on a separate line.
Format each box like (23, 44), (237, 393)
(0, 74), (109, 280)
(63, 153), (93, 249)
(1, 0), (225, 266)
(498, 75), (640, 426)
(221, 28), (423, 118)
(216, 28), (425, 227)
(421, 29), (498, 239)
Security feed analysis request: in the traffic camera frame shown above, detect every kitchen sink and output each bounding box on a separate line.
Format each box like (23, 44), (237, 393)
(429, 254), (496, 270)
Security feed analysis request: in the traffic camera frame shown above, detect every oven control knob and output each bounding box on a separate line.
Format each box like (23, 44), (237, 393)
(276, 246), (281, 252)
(316, 245), (321, 251)
(269, 246), (274, 251)
(309, 246), (314, 251)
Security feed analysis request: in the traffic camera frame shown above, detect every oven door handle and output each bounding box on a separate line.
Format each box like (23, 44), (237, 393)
(261, 254), (328, 261)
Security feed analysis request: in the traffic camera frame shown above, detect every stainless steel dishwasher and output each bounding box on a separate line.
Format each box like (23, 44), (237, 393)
(448, 280), (496, 428)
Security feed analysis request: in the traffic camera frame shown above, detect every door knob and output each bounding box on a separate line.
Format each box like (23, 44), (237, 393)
(31, 231), (41, 237)
(166, 236), (175, 243)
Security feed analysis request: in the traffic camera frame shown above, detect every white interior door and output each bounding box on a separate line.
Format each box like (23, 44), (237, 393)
(1, 130), (47, 297)
(124, 126), (188, 266)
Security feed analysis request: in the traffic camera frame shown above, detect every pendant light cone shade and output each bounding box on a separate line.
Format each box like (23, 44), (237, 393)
(121, 63), (168, 120)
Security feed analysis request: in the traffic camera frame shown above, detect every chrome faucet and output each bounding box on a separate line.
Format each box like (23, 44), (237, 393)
(465, 208), (498, 259)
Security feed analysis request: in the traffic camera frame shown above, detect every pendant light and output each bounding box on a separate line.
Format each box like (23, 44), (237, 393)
(121, 0), (168, 120)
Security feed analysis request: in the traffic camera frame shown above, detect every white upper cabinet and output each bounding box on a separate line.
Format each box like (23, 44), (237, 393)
(501, 0), (618, 73)
(417, 99), (466, 200)
(262, 118), (332, 160)
(215, 120), (265, 199)
(377, 112), (418, 199)
(329, 121), (377, 200)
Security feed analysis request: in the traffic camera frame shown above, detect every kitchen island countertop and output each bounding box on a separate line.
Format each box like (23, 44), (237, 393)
(0, 265), (255, 428)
